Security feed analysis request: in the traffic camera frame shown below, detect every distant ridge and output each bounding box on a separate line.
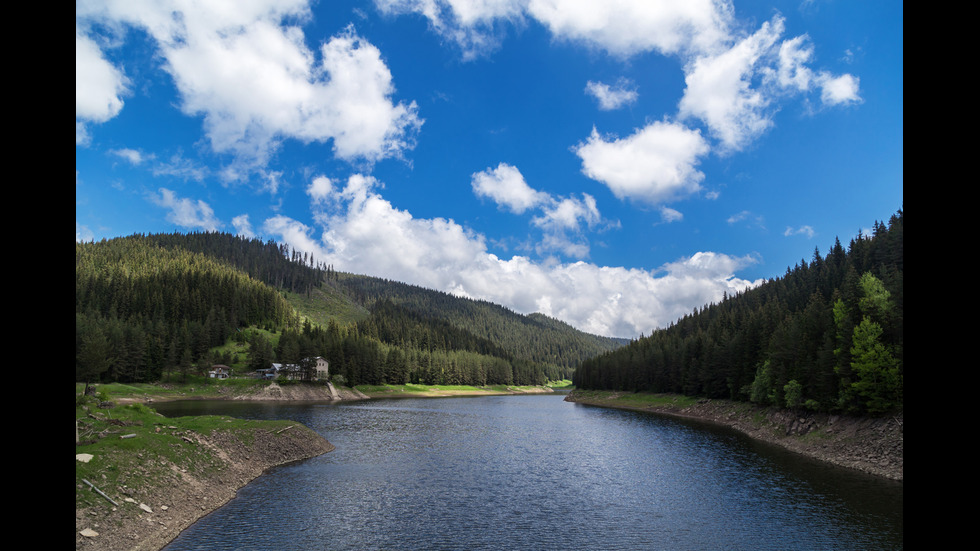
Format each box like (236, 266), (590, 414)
(76, 232), (623, 387)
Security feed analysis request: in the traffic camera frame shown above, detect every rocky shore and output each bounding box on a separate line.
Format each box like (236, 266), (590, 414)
(135, 382), (553, 404)
(79, 385), (899, 550)
(564, 390), (903, 481)
(76, 382), (555, 551)
(75, 419), (334, 551)
(233, 381), (370, 401)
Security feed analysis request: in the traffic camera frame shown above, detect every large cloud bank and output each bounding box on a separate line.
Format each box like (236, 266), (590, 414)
(265, 174), (763, 338)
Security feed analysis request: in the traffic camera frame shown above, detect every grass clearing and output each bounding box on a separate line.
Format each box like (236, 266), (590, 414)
(284, 286), (370, 327)
(76, 377), (273, 403)
(567, 389), (699, 410)
(356, 383), (497, 394)
(75, 392), (299, 509)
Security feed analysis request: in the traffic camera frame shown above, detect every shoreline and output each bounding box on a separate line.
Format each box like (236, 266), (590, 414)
(121, 382), (558, 405)
(79, 383), (559, 550)
(80, 385), (898, 550)
(564, 390), (903, 482)
(75, 412), (334, 551)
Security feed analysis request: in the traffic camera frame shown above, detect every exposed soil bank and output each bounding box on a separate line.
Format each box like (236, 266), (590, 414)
(231, 381), (370, 401)
(130, 382), (555, 404)
(564, 390), (903, 482)
(355, 385), (556, 399)
(75, 418), (334, 551)
(78, 383), (556, 550)
(238, 383), (555, 401)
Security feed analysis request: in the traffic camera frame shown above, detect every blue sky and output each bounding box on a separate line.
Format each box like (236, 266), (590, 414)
(76, 0), (903, 338)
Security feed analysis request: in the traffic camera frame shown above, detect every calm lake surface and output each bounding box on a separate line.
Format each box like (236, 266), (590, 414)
(156, 394), (902, 550)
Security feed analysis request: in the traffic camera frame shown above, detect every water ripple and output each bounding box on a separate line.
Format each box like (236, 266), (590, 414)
(159, 396), (902, 551)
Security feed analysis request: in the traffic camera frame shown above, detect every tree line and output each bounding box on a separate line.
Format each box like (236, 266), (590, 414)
(574, 209), (903, 415)
(76, 236), (296, 386)
(76, 232), (618, 388)
(257, 317), (559, 387)
(136, 231), (330, 296)
(333, 273), (622, 373)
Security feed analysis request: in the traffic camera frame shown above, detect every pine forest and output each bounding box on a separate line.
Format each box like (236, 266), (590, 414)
(76, 232), (622, 388)
(574, 209), (903, 415)
(76, 208), (902, 416)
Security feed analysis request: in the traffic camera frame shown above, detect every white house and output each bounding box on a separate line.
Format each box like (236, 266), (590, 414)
(311, 356), (329, 381)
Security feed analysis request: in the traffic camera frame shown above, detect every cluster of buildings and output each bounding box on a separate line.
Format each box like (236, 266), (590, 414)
(208, 357), (329, 382)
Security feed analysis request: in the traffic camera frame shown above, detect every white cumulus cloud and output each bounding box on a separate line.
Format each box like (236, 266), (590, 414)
(376, 1), (860, 161)
(678, 16), (862, 151)
(262, 174), (762, 337)
(109, 148), (146, 165)
(784, 225), (815, 238)
(471, 163), (549, 214)
(150, 188), (222, 231)
(307, 176), (336, 204)
(773, 35), (862, 106)
(531, 194), (601, 258)
(473, 163), (604, 258)
(75, 24), (129, 145)
(817, 73), (861, 106)
(660, 206), (684, 223)
(376, 0), (734, 59)
(678, 16), (783, 152)
(574, 122), (709, 204)
(585, 79), (638, 110)
(526, 0), (734, 58)
(232, 214), (256, 238)
(76, 1), (422, 172)
(375, 0), (527, 59)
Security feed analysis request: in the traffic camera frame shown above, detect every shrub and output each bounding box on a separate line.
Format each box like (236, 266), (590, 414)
(749, 361), (774, 405)
(126, 403), (155, 416)
(783, 379), (803, 409)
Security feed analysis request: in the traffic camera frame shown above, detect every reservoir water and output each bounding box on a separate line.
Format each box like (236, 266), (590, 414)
(156, 394), (902, 550)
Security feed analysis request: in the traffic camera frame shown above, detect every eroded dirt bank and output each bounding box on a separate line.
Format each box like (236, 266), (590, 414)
(233, 381), (370, 401)
(137, 382), (552, 403)
(565, 391), (903, 481)
(77, 383), (553, 550)
(75, 423), (334, 551)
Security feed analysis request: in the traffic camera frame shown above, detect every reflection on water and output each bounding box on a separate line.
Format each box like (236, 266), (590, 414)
(158, 395), (902, 550)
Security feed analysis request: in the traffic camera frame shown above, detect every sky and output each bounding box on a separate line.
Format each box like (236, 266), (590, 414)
(76, 0), (903, 339)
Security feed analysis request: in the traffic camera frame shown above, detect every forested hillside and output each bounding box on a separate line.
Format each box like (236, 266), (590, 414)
(75, 236), (296, 385)
(138, 231), (329, 296)
(335, 273), (624, 373)
(574, 209), (903, 415)
(76, 232), (622, 388)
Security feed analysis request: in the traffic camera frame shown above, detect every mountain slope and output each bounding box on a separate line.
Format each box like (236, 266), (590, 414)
(75, 236), (296, 383)
(574, 209), (903, 415)
(332, 273), (623, 373)
(76, 232), (622, 387)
